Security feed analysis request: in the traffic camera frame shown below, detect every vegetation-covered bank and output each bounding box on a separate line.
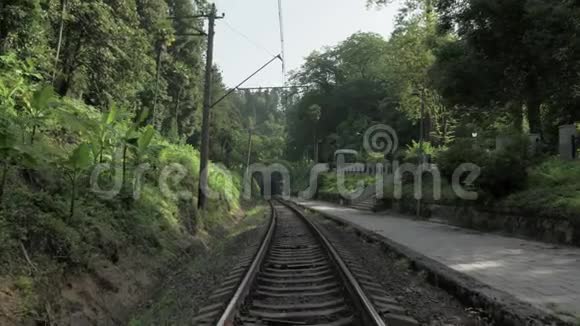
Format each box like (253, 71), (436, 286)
(129, 205), (269, 325)
(0, 0), (277, 323)
(0, 52), (250, 325)
(313, 135), (580, 230)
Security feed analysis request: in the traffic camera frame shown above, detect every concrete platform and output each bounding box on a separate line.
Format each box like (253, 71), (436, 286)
(292, 198), (580, 324)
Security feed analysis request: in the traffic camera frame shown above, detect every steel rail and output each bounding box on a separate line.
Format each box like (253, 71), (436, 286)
(214, 199), (386, 326)
(216, 201), (277, 326)
(278, 199), (387, 326)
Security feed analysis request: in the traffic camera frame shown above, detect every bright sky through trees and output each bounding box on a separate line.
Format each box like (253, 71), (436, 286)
(212, 0), (401, 87)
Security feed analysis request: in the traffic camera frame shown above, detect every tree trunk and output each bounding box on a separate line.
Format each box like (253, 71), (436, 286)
(53, 0), (67, 83)
(525, 75), (543, 135)
(122, 144), (128, 188)
(0, 1), (6, 49)
(57, 30), (83, 96)
(526, 97), (542, 134)
(509, 101), (523, 132)
(171, 86), (183, 137)
(313, 129), (318, 163)
(69, 175), (76, 218)
(570, 100), (580, 123)
(151, 42), (164, 128)
(31, 125), (37, 145)
(225, 148), (231, 167)
(0, 162), (8, 204)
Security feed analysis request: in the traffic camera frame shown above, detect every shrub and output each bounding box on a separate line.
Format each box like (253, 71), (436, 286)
(503, 185), (580, 219)
(501, 158), (580, 218)
(403, 140), (445, 163)
(319, 172), (375, 194)
(478, 151), (528, 198)
(437, 138), (487, 180)
(437, 137), (529, 199)
(527, 158), (580, 188)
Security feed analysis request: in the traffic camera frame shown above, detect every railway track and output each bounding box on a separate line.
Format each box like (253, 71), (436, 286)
(193, 200), (417, 326)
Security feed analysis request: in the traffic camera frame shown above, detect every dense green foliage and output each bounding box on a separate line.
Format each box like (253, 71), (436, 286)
(1, 0), (580, 321)
(503, 159), (580, 218)
(286, 32), (418, 162)
(209, 89), (286, 169)
(1, 0), (210, 140)
(319, 173), (376, 194)
(0, 1), (262, 321)
(286, 1), (460, 163)
(432, 0), (580, 143)
(291, 0), (580, 218)
(363, 0), (580, 148)
(0, 49), (242, 259)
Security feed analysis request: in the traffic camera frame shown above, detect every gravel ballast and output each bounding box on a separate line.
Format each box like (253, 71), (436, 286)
(308, 212), (493, 326)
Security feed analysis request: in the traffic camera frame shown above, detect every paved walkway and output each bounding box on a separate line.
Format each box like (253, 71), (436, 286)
(293, 199), (580, 321)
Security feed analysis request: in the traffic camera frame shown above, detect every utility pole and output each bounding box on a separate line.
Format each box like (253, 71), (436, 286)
(246, 128), (253, 170)
(314, 130), (318, 163)
(198, 4), (223, 210)
(246, 106), (257, 172)
(416, 88), (425, 218)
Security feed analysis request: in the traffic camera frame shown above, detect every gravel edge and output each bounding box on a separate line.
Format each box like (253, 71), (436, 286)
(130, 205), (270, 325)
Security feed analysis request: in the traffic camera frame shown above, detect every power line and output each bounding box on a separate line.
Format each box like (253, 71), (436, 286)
(277, 0), (287, 84)
(211, 55), (283, 108)
(222, 18), (277, 57)
(237, 86), (309, 91)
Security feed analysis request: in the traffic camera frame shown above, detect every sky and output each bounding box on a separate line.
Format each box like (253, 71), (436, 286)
(211, 0), (401, 88)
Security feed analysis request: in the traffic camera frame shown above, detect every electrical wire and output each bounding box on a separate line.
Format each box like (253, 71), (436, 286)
(277, 0), (287, 84)
(222, 18), (277, 58)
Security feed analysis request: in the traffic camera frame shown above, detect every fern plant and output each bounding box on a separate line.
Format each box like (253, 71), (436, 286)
(120, 108), (152, 189)
(135, 125), (155, 162)
(404, 140), (444, 162)
(23, 85), (56, 144)
(90, 104), (119, 163)
(61, 143), (92, 218)
(0, 53), (40, 116)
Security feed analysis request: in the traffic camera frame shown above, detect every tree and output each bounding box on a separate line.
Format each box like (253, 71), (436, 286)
(435, 0), (580, 134)
(0, 0), (49, 59)
(210, 89), (286, 168)
(286, 32), (418, 161)
(0, 0), (211, 141)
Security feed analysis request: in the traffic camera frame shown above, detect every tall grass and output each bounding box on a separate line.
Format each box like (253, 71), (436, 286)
(503, 158), (580, 218)
(527, 158), (580, 188)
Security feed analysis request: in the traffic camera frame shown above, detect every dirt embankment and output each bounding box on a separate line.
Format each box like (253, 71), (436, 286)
(129, 206), (269, 325)
(0, 204), (268, 326)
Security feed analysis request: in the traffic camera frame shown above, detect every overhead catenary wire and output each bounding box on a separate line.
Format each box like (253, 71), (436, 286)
(211, 54), (283, 108)
(277, 0), (286, 84)
(222, 18), (277, 57)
